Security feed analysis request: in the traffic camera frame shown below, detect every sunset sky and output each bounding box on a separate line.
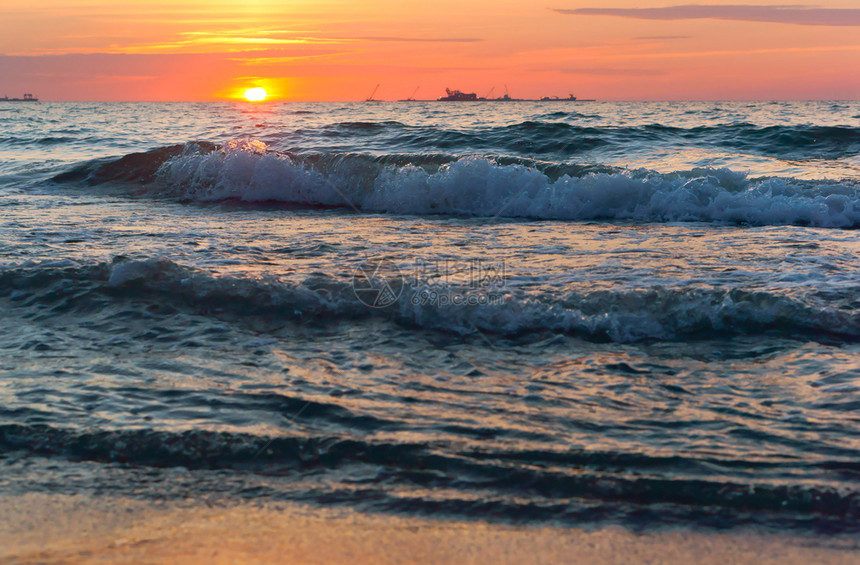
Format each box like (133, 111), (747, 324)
(1, 1), (858, 101)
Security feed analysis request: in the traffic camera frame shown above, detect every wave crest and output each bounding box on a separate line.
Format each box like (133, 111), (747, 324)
(49, 139), (860, 227)
(3, 257), (858, 343)
(149, 140), (860, 227)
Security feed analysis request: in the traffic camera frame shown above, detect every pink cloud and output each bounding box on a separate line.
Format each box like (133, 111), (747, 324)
(553, 5), (860, 26)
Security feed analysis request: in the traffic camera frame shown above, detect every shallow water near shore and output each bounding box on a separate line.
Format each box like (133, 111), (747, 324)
(1, 101), (859, 533)
(3, 493), (860, 565)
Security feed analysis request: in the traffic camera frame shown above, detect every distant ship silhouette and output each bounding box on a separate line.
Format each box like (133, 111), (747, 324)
(438, 88), (479, 101)
(1, 93), (39, 102)
(437, 88), (594, 102)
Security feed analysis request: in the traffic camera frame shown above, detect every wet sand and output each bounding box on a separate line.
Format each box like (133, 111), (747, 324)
(1, 494), (858, 564)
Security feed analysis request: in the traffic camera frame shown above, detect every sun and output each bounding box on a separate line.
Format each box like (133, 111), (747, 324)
(243, 87), (267, 102)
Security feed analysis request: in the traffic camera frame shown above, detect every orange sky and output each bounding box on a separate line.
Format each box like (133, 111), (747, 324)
(1, 1), (858, 101)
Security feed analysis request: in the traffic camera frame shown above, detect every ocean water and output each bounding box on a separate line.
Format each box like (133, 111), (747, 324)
(1, 100), (860, 531)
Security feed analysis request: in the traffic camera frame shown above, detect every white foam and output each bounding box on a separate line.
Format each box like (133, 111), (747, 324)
(154, 139), (860, 227)
(395, 285), (858, 342)
(107, 257), (178, 286)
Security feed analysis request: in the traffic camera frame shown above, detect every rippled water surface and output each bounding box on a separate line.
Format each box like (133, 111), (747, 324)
(1, 101), (859, 531)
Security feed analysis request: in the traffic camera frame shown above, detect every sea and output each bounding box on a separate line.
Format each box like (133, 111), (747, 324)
(1, 100), (859, 532)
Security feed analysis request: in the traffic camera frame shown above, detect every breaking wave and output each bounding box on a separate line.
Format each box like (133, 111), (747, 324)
(2, 256), (858, 343)
(52, 139), (860, 228)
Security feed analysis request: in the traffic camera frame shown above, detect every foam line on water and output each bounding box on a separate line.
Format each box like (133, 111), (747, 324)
(2, 256), (858, 343)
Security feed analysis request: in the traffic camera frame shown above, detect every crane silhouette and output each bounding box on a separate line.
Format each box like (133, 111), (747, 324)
(365, 84), (380, 102)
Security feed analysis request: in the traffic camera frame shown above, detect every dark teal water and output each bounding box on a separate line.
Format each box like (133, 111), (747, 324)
(1, 101), (859, 531)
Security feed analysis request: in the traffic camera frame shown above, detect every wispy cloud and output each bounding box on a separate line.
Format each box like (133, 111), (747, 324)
(232, 50), (349, 66)
(612, 43), (860, 60)
(560, 67), (667, 76)
(632, 36), (690, 41)
(12, 30), (482, 56)
(27, 72), (157, 83)
(552, 5), (860, 26)
(348, 36), (482, 43)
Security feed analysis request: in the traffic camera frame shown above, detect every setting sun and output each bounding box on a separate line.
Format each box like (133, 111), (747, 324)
(243, 87), (267, 102)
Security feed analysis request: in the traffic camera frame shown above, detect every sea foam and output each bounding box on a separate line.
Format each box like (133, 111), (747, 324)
(151, 139), (860, 228)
